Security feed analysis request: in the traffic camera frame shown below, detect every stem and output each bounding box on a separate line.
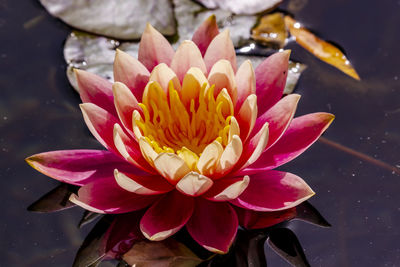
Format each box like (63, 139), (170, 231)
(318, 137), (400, 175)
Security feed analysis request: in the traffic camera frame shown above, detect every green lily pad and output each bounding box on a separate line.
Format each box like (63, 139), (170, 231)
(40, 0), (176, 40)
(194, 0), (282, 15)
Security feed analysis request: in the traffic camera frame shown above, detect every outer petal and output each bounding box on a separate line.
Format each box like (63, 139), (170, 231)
(235, 207), (296, 229)
(113, 49), (150, 100)
(70, 178), (159, 214)
(140, 191), (194, 241)
(170, 40), (207, 81)
(192, 14), (219, 56)
(75, 69), (115, 115)
(186, 198), (238, 254)
(243, 112), (335, 173)
(138, 23), (175, 71)
(255, 50), (290, 115)
(25, 150), (143, 186)
(230, 171), (315, 212)
(114, 169), (173, 195)
(203, 176), (249, 201)
(112, 82), (141, 135)
(113, 124), (154, 173)
(235, 60), (256, 112)
(80, 103), (121, 152)
(251, 94), (300, 149)
(203, 30), (236, 72)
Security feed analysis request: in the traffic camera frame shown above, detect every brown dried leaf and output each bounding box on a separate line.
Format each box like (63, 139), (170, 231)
(252, 13), (288, 48)
(284, 16), (360, 80)
(122, 239), (202, 267)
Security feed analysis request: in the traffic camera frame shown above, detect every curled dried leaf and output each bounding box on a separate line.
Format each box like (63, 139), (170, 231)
(284, 16), (360, 80)
(252, 12), (288, 48)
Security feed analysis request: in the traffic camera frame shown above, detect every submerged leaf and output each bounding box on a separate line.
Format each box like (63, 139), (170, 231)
(284, 16), (360, 80)
(78, 211), (102, 228)
(27, 183), (77, 212)
(73, 216), (114, 267)
(195, 0), (282, 15)
(234, 231), (268, 267)
(122, 238), (202, 267)
(295, 201), (331, 227)
(39, 0), (176, 40)
(267, 228), (310, 267)
(252, 12), (288, 48)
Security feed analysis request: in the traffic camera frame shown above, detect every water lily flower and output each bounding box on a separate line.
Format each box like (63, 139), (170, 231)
(26, 15), (334, 254)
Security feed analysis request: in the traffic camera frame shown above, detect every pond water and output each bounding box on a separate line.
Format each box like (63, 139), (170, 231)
(1, 0), (400, 266)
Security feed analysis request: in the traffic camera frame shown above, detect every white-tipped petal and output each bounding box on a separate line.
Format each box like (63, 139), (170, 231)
(245, 122), (269, 168)
(139, 137), (158, 165)
(153, 153), (191, 184)
(212, 176), (250, 201)
(114, 169), (159, 195)
(238, 94), (257, 141)
(216, 135), (243, 175)
(176, 172), (213, 196)
(197, 140), (224, 176)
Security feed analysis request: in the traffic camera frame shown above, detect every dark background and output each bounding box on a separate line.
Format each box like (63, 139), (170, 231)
(1, 0), (400, 266)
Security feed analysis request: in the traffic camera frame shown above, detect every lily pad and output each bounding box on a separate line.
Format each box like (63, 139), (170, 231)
(39, 0), (176, 40)
(174, 0), (257, 47)
(27, 183), (77, 212)
(194, 0), (282, 15)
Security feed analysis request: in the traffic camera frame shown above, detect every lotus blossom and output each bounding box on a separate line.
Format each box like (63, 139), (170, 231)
(26, 16), (334, 253)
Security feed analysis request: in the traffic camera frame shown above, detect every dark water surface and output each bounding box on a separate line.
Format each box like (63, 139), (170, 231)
(1, 0), (400, 266)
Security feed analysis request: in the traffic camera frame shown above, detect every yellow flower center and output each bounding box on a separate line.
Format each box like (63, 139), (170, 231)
(136, 80), (234, 158)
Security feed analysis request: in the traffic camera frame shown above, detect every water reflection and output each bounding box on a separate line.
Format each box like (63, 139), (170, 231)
(28, 184), (329, 266)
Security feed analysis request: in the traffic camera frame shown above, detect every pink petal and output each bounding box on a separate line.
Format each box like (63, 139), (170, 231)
(243, 112), (335, 173)
(75, 69), (116, 115)
(104, 211), (145, 258)
(203, 30), (236, 73)
(250, 94), (300, 149)
(203, 176), (249, 201)
(186, 198), (238, 253)
(170, 40), (207, 81)
(113, 49), (150, 101)
(112, 82), (141, 135)
(230, 171), (314, 212)
(80, 103), (120, 152)
(25, 149), (143, 186)
(192, 14), (219, 56)
(140, 191), (194, 241)
(138, 23), (175, 71)
(235, 60), (256, 112)
(114, 169), (173, 195)
(70, 178), (159, 214)
(113, 124), (155, 173)
(255, 50), (290, 115)
(148, 64), (181, 94)
(235, 207), (296, 229)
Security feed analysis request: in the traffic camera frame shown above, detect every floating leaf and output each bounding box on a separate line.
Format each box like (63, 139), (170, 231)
(122, 239), (202, 267)
(39, 0), (176, 40)
(78, 211), (102, 228)
(234, 231), (268, 267)
(27, 183), (77, 212)
(295, 201), (331, 228)
(284, 16), (360, 80)
(284, 61), (307, 95)
(252, 12), (288, 48)
(73, 216), (114, 267)
(174, 0), (257, 47)
(195, 0), (282, 15)
(63, 31), (139, 92)
(267, 228), (310, 267)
